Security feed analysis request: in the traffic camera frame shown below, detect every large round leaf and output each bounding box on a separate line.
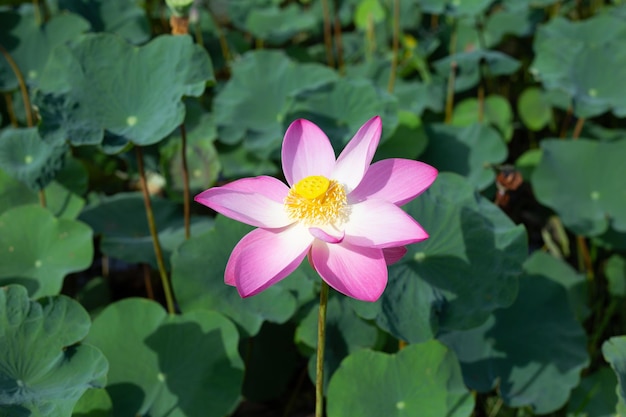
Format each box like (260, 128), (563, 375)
(602, 336), (626, 411)
(288, 77), (399, 150)
(0, 169), (84, 219)
(532, 138), (626, 236)
(35, 33), (214, 151)
(0, 8), (90, 91)
(530, 13), (626, 118)
(439, 251), (589, 414)
(213, 50), (337, 156)
(326, 341), (474, 417)
(451, 95), (514, 141)
(58, 0), (150, 44)
(0, 205), (93, 298)
(422, 123), (507, 189)
(78, 192), (212, 270)
(85, 298), (243, 417)
(350, 173), (527, 343)
(171, 215), (316, 336)
(0, 127), (67, 191)
(567, 367), (619, 417)
(0, 284), (108, 417)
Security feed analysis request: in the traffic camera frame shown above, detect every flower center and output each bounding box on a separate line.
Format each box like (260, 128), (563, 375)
(284, 175), (347, 226)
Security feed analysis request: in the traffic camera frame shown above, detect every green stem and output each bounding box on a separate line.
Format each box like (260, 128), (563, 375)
(0, 43), (34, 127)
(315, 281), (330, 417)
(387, 0), (400, 93)
(321, 0), (335, 68)
(136, 146), (177, 314)
(180, 123), (191, 239)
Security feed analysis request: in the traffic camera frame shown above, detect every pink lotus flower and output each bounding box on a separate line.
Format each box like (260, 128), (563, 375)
(195, 116), (437, 301)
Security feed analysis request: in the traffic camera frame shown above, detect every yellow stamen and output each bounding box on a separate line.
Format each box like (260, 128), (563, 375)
(285, 175), (347, 226)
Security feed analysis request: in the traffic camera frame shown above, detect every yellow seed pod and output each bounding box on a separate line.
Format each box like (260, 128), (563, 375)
(294, 175), (330, 200)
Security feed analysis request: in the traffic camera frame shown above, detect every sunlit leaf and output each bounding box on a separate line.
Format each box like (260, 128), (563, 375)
(326, 341), (474, 417)
(532, 138), (626, 236)
(0, 205), (93, 298)
(86, 298), (243, 417)
(36, 33), (214, 151)
(0, 284), (108, 417)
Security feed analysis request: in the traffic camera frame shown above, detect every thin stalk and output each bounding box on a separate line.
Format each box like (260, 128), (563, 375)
(387, 0), (400, 93)
(444, 25), (458, 124)
(180, 123), (191, 239)
(315, 282), (330, 417)
(143, 263), (155, 300)
(0, 43), (34, 127)
(3, 93), (18, 127)
(33, 0), (41, 25)
(206, 5), (231, 64)
(572, 117), (585, 140)
(38, 188), (47, 208)
(136, 146), (176, 314)
(559, 106), (573, 138)
(333, 1), (344, 75)
(477, 84), (485, 122)
(321, 0), (335, 68)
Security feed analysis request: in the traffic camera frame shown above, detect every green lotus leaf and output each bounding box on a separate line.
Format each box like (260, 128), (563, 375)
(213, 50), (337, 156)
(244, 3), (318, 44)
(530, 13), (626, 118)
(433, 50), (520, 92)
(439, 251), (589, 414)
(296, 293), (379, 392)
(417, 0), (493, 16)
(0, 7), (90, 91)
(326, 341), (474, 417)
(288, 77), (399, 150)
(58, 0), (149, 44)
(350, 173), (527, 343)
(518, 87), (553, 131)
(0, 205), (93, 298)
(171, 215), (316, 336)
(602, 336), (626, 412)
(35, 33), (214, 150)
(0, 127), (67, 191)
(0, 168), (85, 219)
(0, 284), (108, 417)
(422, 123), (507, 189)
(78, 192), (212, 270)
(532, 138), (626, 236)
(374, 110), (428, 161)
(85, 298), (243, 417)
(567, 367), (619, 417)
(606, 255), (626, 298)
(72, 388), (112, 417)
(452, 95), (514, 141)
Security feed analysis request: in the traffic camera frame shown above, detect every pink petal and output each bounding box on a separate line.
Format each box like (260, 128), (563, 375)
(349, 159), (438, 205)
(331, 116), (382, 192)
(281, 119), (336, 187)
(343, 199), (428, 248)
(310, 240), (387, 301)
(217, 175), (291, 203)
(232, 225), (314, 297)
(309, 226), (344, 243)
(383, 246), (407, 265)
(195, 180), (292, 228)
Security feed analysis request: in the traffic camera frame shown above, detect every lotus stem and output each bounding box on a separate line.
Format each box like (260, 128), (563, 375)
(136, 146), (177, 314)
(315, 281), (330, 417)
(0, 43), (34, 127)
(180, 123), (191, 239)
(387, 0), (400, 93)
(321, 0), (335, 68)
